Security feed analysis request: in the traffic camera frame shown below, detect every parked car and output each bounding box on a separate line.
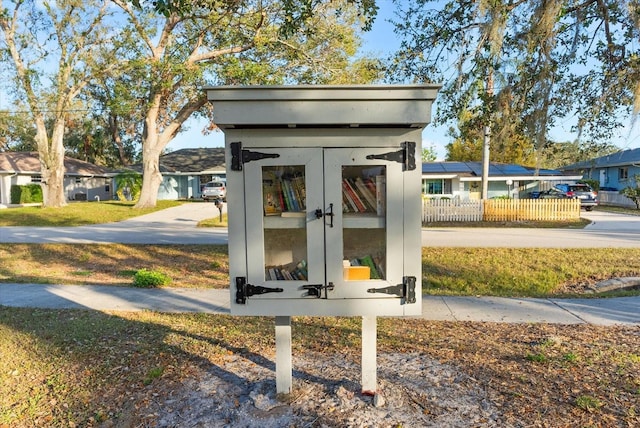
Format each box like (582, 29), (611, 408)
(201, 181), (226, 201)
(540, 183), (598, 211)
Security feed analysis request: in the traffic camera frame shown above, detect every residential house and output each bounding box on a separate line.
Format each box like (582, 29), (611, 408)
(422, 161), (582, 200)
(559, 147), (640, 207)
(559, 147), (640, 191)
(0, 151), (115, 206)
(127, 148), (226, 200)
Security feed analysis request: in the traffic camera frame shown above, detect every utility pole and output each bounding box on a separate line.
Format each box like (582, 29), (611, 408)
(481, 69), (494, 200)
(481, 124), (490, 200)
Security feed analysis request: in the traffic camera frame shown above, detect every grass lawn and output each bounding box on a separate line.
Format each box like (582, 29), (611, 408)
(1, 244), (639, 297)
(0, 200), (184, 226)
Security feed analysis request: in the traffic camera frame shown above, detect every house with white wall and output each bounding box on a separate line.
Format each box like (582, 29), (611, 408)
(0, 152), (115, 206)
(422, 161), (582, 199)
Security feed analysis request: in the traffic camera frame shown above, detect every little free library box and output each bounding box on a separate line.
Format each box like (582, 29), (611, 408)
(205, 85), (440, 394)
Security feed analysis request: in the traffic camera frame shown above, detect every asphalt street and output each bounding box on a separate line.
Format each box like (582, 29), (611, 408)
(0, 203), (639, 247)
(423, 210), (640, 248)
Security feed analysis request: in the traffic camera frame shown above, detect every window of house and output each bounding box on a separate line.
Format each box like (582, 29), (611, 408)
(31, 175), (42, 183)
(423, 179), (452, 195)
(75, 177), (82, 183)
(619, 167), (629, 180)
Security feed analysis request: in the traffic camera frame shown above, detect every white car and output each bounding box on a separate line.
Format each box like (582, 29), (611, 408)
(202, 181), (226, 201)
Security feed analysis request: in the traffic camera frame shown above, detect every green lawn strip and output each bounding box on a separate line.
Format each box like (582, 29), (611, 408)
(422, 247), (640, 297)
(0, 200), (184, 227)
(1, 245), (639, 296)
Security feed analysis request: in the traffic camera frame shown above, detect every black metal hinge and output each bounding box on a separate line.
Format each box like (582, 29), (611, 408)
(365, 141), (416, 171)
(367, 276), (416, 304)
(230, 142), (280, 171)
(235, 277), (283, 304)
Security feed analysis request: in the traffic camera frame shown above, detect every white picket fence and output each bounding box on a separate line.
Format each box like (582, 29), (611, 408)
(422, 199), (483, 222)
(422, 198), (581, 223)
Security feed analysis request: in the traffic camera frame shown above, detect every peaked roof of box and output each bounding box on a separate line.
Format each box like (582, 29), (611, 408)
(560, 147), (640, 170)
(423, 161), (566, 177)
(0, 151), (114, 176)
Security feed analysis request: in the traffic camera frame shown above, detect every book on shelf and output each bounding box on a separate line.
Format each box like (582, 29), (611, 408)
(346, 255), (382, 279)
(263, 170), (307, 216)
(263, 176), (283, 216)
(265, 259), (308, 281)
(358, 255), (381, 279)
(342, 178), (368, 212)
(341, 175), (386, 214)
(354, 177), (377, 211)
(281, 211), (306, 217)
(375, 175), (386, 216)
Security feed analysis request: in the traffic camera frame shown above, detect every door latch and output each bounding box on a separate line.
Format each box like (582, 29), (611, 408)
(314, 204), (334, 227)
(235, 277), (283, 304)
(302, 282), (335, 298)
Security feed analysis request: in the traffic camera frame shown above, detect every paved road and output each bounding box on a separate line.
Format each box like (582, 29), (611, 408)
(422, 210), (640, 248)
(1, 203), (639, 247)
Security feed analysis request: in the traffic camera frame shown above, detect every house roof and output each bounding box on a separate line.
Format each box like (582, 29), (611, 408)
(128, 148), (226, 174)
(0, 151), (114, 176)
(423, 161), (566, 177)
(560, 147), (640, 170)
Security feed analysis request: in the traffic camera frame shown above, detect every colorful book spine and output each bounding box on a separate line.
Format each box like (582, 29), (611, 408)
(358, 255), (381, 279)
(355, 177), (376, 212)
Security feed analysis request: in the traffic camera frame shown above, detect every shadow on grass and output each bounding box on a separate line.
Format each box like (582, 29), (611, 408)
(0, 306), (362, 427)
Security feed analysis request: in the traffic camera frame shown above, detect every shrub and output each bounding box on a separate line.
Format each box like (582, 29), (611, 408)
(579, 179), (599, 191)
(133, 269), (171, 288)
(10, 184), (43, 204)
(115, 170), (142, 202)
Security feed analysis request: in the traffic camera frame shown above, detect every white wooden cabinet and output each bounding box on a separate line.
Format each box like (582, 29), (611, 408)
(206, 85), (439, 394)
(206, 85), (439, 317)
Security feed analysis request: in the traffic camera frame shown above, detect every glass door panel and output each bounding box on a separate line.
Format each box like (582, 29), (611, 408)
(262, 165), (308, 281)
(244, 148), (324, 299)
(324, 148), (404, 299)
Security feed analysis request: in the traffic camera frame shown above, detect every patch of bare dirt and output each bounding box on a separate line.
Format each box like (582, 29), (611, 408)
(131, 322), (640, 428)
(141, 352), (503, 427)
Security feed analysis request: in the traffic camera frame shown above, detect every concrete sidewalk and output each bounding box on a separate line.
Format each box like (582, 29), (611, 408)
(1, 283), (638, 326)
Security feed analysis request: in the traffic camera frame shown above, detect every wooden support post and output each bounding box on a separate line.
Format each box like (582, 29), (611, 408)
(361, 315), (377, 394)
(275, 316), (292, 394)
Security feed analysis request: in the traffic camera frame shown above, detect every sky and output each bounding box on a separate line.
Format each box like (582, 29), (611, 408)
(169, 0), (640, 160)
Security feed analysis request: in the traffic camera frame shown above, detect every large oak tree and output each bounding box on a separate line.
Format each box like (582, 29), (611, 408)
(109, 0), (381, 208)
(0, 0), (117, 207)
(389, 0), (640, 166)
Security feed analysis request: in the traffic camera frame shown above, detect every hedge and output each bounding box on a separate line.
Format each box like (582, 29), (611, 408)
(10, 184), (44, 204)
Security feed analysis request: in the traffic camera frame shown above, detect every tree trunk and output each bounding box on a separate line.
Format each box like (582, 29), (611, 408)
(135, 145), (163, 208)
(36, 118), (67, 208)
